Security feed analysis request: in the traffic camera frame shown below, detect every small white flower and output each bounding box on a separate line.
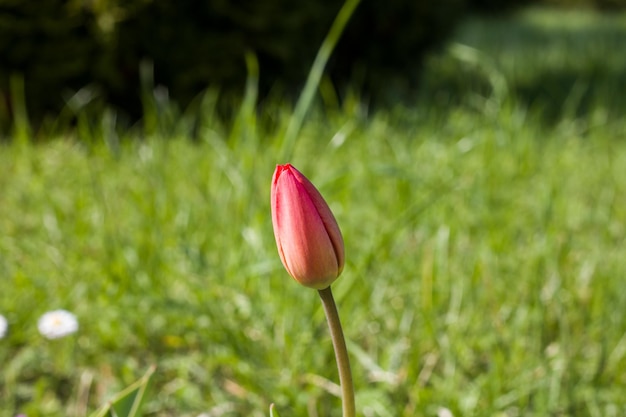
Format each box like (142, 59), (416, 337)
(437, 407), (454, 417)
(37, 310), (78, 340)
(0, 314), (7, 339)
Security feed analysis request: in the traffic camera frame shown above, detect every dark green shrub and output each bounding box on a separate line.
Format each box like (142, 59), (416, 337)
(330, 0), (467, 101)
(0, 0), (101, 125)
(3, 0), (467, 123)
(2, 0), (622, 129)
(468, 0), (537, 13)
(1, 0), (544, 126)
(105, 0), (469, 114)
(540, 0), (626, 8)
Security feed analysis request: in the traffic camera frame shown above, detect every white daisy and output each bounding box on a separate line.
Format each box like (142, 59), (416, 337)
(0, 314), (7, 339)
(438, 407), (454, 417)
(37, 310), (79, 340)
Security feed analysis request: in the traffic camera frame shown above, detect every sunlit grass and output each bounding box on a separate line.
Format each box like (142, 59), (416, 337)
(1, 7), (626, 417)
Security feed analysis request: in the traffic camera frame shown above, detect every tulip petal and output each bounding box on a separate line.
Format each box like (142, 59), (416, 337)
(287, 165), (345, 275)
(271, 164), (344, 289)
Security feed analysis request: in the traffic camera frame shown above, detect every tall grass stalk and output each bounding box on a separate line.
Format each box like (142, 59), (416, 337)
(280, 0), (361, 161)
(9, 73), (31, 145)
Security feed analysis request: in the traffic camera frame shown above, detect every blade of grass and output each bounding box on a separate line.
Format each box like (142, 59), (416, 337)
(90, 365), (156, 417)
(280, 0), (361, 161)
(9, 73), (31, 145)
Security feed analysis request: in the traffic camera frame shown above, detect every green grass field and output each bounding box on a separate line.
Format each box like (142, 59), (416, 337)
(2, 7), (626, 417)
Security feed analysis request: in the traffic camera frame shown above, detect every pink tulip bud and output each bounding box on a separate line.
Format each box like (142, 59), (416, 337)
(271, 164), (345, 289)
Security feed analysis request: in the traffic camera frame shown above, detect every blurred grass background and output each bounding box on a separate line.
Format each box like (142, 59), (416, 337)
(1, 6), (626, 417)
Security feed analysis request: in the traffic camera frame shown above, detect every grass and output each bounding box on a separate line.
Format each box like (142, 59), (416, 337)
(2, 6), (626, 417)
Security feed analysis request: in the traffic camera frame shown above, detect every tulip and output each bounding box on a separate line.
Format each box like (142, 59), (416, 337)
(271, 163), (344, 289)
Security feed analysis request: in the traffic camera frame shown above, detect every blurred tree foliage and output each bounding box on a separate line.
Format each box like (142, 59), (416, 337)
(1, 0), (620, 127)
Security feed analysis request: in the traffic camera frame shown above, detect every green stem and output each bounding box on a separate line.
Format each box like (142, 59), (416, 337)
(318, 286), (355, 417)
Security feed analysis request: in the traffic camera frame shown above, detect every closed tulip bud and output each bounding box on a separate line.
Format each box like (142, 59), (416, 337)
(271, 163), (345, 289)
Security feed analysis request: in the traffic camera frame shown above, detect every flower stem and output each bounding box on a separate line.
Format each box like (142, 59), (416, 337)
(318, 286), (355, 417)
